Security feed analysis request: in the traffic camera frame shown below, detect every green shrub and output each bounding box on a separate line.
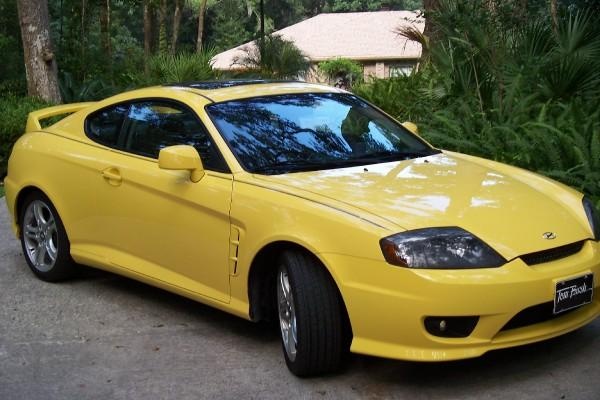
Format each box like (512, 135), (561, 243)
(318, 58), (363, 87)
(59, 71), (115, 103)
(354, 2), (600, 209)
(353, 68), (441, 122)
(145, 49), (219, 85)
(0, 95), (53, 178)
(233, 35), (310, 79)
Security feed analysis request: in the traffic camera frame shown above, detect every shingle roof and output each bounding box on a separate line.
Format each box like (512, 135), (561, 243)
(212, 11), (424, 70)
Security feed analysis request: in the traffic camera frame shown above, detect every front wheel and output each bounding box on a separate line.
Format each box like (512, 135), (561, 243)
(277, 250), (347, 376)
(19, 192), (75, 282)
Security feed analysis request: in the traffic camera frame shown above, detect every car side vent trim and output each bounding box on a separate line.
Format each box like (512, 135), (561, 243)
(229, 226), (241, 276)
(519, 241), (585, 266)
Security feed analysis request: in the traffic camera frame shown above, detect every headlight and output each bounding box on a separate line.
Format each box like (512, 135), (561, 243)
(380, 227), (506, 269)
(583, 197), (600, 240)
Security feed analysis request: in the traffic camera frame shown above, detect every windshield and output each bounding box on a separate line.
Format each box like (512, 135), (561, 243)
(206, 92), (438, 174)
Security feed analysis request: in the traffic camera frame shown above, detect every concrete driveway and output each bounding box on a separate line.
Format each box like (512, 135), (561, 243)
(1, 201), (599, 400)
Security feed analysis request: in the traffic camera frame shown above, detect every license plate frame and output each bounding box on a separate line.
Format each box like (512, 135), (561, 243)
(554, 273), (594, 314)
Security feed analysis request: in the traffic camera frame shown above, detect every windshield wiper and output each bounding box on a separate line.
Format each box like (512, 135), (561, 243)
(346, 149), (441, 164)
(253, 160), (344, 174)
(252, 149), (441, 174)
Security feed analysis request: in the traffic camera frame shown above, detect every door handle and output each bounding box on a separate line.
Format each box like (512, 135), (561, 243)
(102, 167), (122, 185)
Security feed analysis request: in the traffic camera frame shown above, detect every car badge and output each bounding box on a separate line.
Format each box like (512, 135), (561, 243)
(542, 232), (557, 240)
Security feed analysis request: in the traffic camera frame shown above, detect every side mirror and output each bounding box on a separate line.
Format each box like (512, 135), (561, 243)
(402, 121), (419, 135)
(158, 145), (205, 182)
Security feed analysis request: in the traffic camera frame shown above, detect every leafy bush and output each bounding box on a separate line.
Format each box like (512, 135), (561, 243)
(353, 69), (442, 122)
(146, 49), (219, 85)
(233, 35), (310, 79)
(421, 98), (600, 207)
(355, 2), (600, 209)
(318, 58), (363, 87)
(59, 71), (115, 103)
(0, 96), (53, 178)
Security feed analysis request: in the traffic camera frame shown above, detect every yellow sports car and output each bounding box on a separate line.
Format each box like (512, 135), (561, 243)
(4, 81), (599, 376)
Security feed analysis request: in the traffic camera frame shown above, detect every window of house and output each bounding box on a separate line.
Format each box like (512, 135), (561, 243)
(389, 63), (415, 77)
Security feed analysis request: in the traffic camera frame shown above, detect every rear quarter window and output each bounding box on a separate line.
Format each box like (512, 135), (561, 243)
(85, 104), (128, 147)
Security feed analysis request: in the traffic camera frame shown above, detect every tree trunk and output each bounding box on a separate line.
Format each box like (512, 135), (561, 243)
(100, 0), (112, 72)
(100, 0), (113, 82)
(143, 0), (152, 74)
(158, 0), (168, 54)
(80, 0), (87, 79)
(422, 0), (439, 40)
(421, 0), (440, 62)
(550, 0), (558, 33)
(16, 0), (62, 103)
(171, 0), (182, 54)
(196, 0), (208, 52)
(260, 0), (265, 40)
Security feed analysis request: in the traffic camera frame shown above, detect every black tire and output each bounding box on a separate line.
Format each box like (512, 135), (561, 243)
(19, 191), (75, 282)
(276, 250), (346, 377)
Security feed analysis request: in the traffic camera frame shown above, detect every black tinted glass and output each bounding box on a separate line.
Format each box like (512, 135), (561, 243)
(122, 101), (228, 172)
(206, 93), (436, 174)
(86, 104), (128, 146)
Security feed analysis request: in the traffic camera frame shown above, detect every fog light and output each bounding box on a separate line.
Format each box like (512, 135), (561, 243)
(424, 316), (479, 338)
(439, 319), (447, 332)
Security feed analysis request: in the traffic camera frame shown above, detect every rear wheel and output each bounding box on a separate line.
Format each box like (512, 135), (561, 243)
(19, 192), (75, 281)
(277, 250), (346, 376)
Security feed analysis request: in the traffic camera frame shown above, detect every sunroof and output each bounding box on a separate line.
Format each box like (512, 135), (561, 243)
(166, 79), (296, 90)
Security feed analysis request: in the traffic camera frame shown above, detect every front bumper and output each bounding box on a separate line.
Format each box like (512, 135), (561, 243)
(322, 239), (600, 361)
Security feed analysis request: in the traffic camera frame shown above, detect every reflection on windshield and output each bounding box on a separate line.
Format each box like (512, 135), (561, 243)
(206, 93), (437, 174)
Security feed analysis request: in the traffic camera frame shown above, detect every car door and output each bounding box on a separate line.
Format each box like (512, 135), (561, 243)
(83, 99), (233, 303)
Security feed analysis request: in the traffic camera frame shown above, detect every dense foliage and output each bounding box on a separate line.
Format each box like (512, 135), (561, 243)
(318, 58), (363, 88)
(0, 96), (53, 178)
(355, 0), (600, 207)
(233, 35), (310, 79)
(3, 0), (413, 180)
(2, 0), (598, 209)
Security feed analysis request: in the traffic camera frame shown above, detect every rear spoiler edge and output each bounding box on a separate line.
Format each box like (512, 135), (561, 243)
(25, 102), (96, 133)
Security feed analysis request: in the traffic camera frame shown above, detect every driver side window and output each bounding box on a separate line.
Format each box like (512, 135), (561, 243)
(86, 100), (229, 173)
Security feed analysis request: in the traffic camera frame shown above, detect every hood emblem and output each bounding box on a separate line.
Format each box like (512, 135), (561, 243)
(542, 232), (557, 240)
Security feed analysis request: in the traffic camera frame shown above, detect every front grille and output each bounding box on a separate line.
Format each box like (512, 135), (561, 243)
(520, 241), (584, 266)
(500, 301), (585, 331)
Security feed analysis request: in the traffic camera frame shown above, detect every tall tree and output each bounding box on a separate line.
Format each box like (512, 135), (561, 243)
(422, 0), (439, 56)
(550, 0), (558, 32)
(144, 0), (153, 74)
(171, 0), (182, 53)
(16, 0), (62, 102)
(158, 0), (168, 53)
(80, 0), (88, 78)
(196, 0), (209, 51)
(100, 0), (112, 67)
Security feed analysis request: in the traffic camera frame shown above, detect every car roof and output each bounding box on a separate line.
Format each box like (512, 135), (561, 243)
(166, 80), (345, 103)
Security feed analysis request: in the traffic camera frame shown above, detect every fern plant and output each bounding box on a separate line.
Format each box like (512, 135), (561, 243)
(232, 35), (310, 79)
(357, 1), (600, 207)
(147, 48), (219, 84)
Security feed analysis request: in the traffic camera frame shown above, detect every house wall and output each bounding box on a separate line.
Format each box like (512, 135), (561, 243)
(304, 59), (420, 84)
(363, 59), (419, 80)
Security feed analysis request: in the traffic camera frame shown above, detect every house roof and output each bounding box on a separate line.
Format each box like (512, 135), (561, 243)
(212, 11), (424, 70)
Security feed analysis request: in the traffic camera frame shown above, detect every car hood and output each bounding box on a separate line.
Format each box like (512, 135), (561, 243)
(253, 152), (591, 259)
